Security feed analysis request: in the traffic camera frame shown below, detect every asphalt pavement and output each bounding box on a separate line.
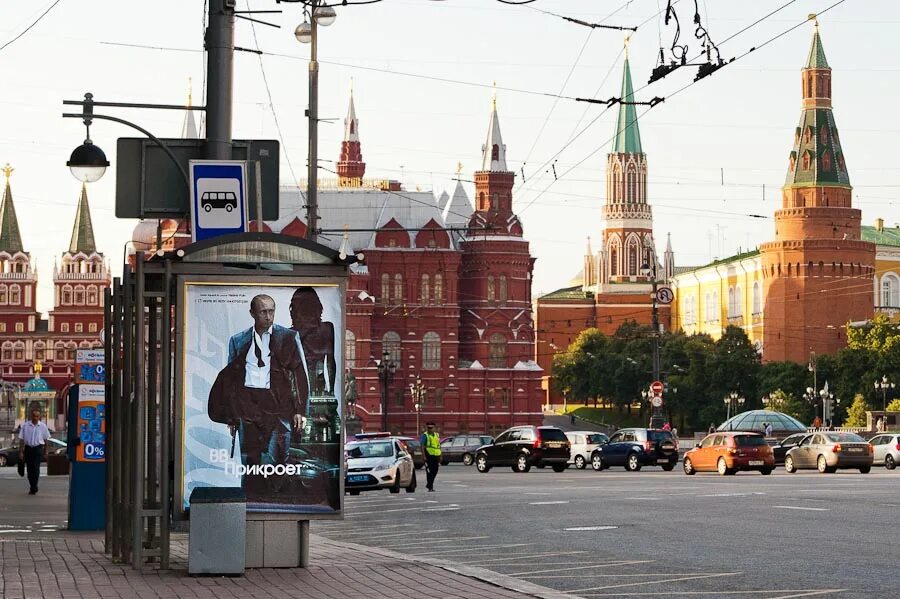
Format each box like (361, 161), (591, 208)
(314, 464), (900, 599)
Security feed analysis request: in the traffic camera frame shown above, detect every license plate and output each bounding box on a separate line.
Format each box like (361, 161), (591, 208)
(846, 447), (863, 453)
(657, 458), (668, 463)
(546, 442), (564, 448)
(348, 475), (368, 482)
(749, 460), (764, 466)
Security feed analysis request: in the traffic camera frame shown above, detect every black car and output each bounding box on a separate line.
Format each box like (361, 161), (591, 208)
(439, 434), (493, 466)
(590, 428), (678, 471)
(0, 438), (67, 467)
(772, 432), (809, 466)
(396, 437), (426, 470)
(475, 426), (570, 473)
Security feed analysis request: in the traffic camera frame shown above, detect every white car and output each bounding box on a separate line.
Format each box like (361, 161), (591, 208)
(345, 435), (417, 495)
(565, 431), (609, 469)
(869, 433), (900, 470)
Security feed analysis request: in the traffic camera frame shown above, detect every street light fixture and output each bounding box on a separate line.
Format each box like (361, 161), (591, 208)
(67, 141), (109, 183)
(875, 375), (895, 431)
(724, 392), (745, 426)
(409, 375), (426, 434)
(376, 350), (396, 432)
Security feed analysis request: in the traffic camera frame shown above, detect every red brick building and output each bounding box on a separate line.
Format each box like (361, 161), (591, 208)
(759, 25), (875, 362)
(535, 53), (672, 402)
(0, 167), (108, 419)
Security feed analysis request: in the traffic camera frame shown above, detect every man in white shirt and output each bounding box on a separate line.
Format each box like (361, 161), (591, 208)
(18, 407), (50, 495)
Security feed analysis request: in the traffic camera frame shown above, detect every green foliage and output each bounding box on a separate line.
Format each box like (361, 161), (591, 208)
(886, 398), (900, 412)
(764, 389), (813, 424)
(844, 394), (869, 427)
(758, 361), (808, 397)
(847, 313), (900, 354)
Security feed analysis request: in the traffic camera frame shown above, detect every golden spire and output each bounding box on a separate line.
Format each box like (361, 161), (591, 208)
(1, 163), (12, 182)
(808, 13), (818, 28)
(624, 33), (631, 57)
(455, 162), (464, 177)
(492, 81), (497, 110)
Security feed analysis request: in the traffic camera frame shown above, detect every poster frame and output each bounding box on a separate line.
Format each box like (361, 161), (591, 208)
(174, 273), (346, 521)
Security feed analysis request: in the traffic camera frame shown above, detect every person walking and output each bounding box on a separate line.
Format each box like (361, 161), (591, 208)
(764, 422), (773, 438)
(18, 407), (50, 495)
(420, 421), (441, 492)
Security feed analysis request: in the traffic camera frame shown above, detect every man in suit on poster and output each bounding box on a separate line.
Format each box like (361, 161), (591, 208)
(208, 294), (310, 500)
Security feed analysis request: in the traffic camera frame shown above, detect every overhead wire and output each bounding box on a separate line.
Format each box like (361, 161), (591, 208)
(0, 0), (64, 53)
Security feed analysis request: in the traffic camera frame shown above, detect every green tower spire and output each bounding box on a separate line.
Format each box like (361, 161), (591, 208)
(0, 165), (24, 253)
(68, 184), (97, 254)
(806, 24), (829, 69)
(613, 55), (643, 154)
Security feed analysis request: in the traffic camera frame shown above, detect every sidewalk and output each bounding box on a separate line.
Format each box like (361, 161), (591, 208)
(0, 531), (578, 599)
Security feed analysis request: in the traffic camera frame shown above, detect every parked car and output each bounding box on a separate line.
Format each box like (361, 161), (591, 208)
(772, 432), (807, 465)
(396, 436), (425, 470)
(475, 426), (570, 473)
(345, 435), (417, 495)
(682, 431), (774, 475)
(784, 432), (873, 474)
(590, 428), (678, 472)
(566, 431), (609, 469)
(439, 434), (493, 466)
(0, 438), (66, 467)
(868, 433), (900, 470)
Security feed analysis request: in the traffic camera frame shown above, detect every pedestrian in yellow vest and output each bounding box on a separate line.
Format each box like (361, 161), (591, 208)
(420, 422), (442, 492)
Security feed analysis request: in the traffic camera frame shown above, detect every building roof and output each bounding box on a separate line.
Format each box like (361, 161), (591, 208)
(274, 186), (456, 252)
(806, 26), (829, 69)
(612, 55), (643, 154)
(442, 180), (473, 227)
(68, 184), (97, 254)
(538, 285), (592, 301)
(0, 165), (24, 253)
(670, 249), (760, 277)
(181, 81), (200, 139)
(480, 94), (508, 171)
(862, 225), (900, 247)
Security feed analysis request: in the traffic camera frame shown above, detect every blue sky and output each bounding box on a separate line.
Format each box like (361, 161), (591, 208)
(0, 0), (897, 313)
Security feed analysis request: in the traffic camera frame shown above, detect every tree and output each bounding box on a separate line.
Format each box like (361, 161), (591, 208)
(843, 394), (869, 427)
(847, 312), (900, 353)
(764, 389), (812, 424)
(886, 398), (900, 412)
(758, 361), (808, 398)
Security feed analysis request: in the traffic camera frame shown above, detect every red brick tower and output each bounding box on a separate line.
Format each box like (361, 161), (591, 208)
(48, 184), (110, 362)
(336, 85), (365, 187)
(0, 165), (40, 373)
(760, 23), (875, 362)
(459, 95), (536, 368)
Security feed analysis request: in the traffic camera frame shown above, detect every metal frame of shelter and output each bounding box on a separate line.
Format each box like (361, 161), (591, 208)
(104, 233), (351, 570)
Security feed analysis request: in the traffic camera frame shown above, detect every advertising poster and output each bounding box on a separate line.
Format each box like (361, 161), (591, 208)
(77, 384), (106, 462)
(180, 281), (342, 515)
(75, 349), (106, 385)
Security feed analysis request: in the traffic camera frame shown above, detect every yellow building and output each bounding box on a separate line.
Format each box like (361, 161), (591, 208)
(670, 220), (900, 351)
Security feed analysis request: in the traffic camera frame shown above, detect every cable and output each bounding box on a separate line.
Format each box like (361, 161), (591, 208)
(0, 0), (63, 53)
(245, 0), (301, 189)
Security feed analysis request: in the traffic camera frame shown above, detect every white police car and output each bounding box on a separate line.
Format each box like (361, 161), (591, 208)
(345, 433), (417, 495)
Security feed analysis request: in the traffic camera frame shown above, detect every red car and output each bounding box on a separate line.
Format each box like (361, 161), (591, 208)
(683, 431), (774, 475)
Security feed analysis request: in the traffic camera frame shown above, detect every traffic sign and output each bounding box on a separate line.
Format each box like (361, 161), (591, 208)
(651, 396), (663, 408)
(655, 286), (674, 305)
(190, 160), (248, 242)
(650, 380), (664, 396)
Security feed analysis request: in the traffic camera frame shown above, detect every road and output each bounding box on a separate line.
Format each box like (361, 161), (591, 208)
(314, 465), (899, 599)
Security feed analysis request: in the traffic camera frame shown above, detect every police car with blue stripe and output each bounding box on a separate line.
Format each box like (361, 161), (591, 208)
(345, 433), (417, 495)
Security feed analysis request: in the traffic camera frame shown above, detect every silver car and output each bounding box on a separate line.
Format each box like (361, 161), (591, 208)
(869, 433), (900, 470)
(565, 431), (609, 469)
(784, 432), (873, 474)
(345, 437), (417, 495)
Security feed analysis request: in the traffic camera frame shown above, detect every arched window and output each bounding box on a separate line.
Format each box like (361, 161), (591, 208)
(499, 275), (508, 304)
(0, 285), (6, 304)
(821, 150), (832, 171)
(345, 330), (357, 368)
(1, 342), (11, 361)
(422, 332), (441, 369)
(487, 276), (495, 302)
(420, 274), (430, 304)
(626, 165), (637, 202)
(88, 323), (98, 333)
(382, 331), (401, 366)
(711, 290), (719, 322)
(34, 343), (44, 362)
(61, 323), (70, 333)
(14, 342), (24, 361)
(75, 323), (83, 333)
(74, 286), (85, 305)
(381, 273), (390, 304)
(62, 286), (72, 305)
(393, 274), (403, 304)
(8, 285), (19, 305)
(87, 287), (98, 305)
(627, 244), (638, 276)
(752, 282), (762, 315)
(882, 274), (900, 308)
(55, 343), (65, 361)
(66, 342), (77, 361)
(489, 334), (507, 368)
(610, 247), (619, 277)
(433, 273), (443, 305)
(728, 287), (735, 318)
(734, 286), (742, 318)
(802, 151), (811, 170)
(491, 144), (499, 161)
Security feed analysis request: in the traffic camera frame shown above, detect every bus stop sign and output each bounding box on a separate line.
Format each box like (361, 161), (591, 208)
(190, 160), (248, 242)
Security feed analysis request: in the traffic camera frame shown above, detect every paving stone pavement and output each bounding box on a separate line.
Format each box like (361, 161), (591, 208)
(0, 531), (577, 599)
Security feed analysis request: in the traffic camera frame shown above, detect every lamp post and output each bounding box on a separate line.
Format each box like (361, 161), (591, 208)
(410, 375), (425, 435)
(295, 1), (337, 242)
(640, 254), (662, 428)
(761, 393), (784, 411)
(875, 375), (895, 431)
(724, 392), (745, 427)
(377, 350), (396, 432)
(818, 383), (836, 428)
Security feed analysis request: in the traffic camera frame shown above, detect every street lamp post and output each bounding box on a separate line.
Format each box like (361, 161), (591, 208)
(295, 1), (337, 242)
(409, 375), (425, 435)
(377, 350), (396, 432)
(875, 375), (895, 431)
(640, 255), (663, 428)
(724, 392), (745, 427)
(819, 383), (836, 428)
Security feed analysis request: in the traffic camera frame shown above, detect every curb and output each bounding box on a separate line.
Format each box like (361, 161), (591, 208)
(312, 534), (585, 599)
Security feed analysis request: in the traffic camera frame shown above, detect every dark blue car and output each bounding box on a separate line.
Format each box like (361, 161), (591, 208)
(590, 428), (678, 472)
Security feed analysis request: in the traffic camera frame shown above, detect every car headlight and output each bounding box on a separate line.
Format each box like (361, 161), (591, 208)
(374, 463), (395, 473)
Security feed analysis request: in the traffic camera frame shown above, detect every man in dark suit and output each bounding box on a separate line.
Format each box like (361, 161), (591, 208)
(209, 294), (309, 499)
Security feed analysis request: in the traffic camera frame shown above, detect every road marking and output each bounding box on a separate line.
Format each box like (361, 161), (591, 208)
(570, 571), (741, 592)
(459, 550), (588, 564)
(529, 500), (570, 505)
(524, 492), (551, 495)
(696, 492), (765, 497)
(509, 561), (653, 575)
(564, 526), (619, 531)
(772, 505), (830, 512)
(426, 543), (530, 555)
(0, 530), (32, 534)
(579, 590), (847, 597)
(379, 536), (488, 548)
(322, 529), (447, 540)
